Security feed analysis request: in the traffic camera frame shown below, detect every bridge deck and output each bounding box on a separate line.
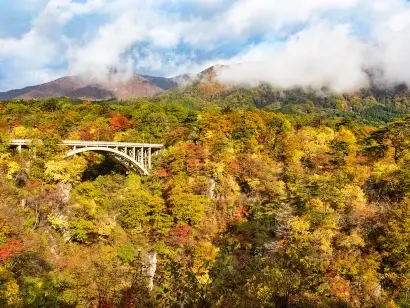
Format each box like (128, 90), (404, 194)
(10, 139), (164, 149)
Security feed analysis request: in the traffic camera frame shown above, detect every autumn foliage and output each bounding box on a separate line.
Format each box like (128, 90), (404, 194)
(2, 93), (410, 306)
(169, 225), (192, 244)
(110, 115), (130, 131)
(0, 239), (24, 262)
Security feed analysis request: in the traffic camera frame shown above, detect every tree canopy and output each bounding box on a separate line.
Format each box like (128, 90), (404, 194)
(0, 94), (410, 307)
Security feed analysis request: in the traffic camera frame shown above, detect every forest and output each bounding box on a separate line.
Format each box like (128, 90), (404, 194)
(1, 86), (410, 307)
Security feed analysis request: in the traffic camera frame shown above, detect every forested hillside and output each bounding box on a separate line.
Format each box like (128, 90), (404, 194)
(165, 67), (410, 125)
(1, 96), (410, 307)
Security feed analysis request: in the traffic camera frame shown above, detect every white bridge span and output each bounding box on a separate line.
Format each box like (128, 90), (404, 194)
(10, 140), (164, 176)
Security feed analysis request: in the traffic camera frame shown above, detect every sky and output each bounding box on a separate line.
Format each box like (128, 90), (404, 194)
(0, 0), (410, 92)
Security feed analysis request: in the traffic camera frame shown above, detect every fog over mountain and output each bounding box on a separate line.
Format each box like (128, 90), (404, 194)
(215, 13), (410, 93)
(1, 0), (410, 94)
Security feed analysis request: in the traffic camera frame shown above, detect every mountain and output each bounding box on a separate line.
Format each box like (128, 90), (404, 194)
(169, 73), (193, 85)
(3, 65), (410, 125)
(0, 74), (180, 101)
(0, 66), (203, 101)
(140, 75), (178, 91)
(160, 65), (410, 124)
(140, 73), (192, 90)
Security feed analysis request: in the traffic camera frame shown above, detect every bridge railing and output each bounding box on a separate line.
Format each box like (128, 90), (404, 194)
(10, 139), (164, 149)
(9, 139), (32, 145)
(62, 140), (164, 148)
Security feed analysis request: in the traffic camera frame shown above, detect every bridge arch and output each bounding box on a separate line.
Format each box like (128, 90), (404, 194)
(66, 147), (149, 175)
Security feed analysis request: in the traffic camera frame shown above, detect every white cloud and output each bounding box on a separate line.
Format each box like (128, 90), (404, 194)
(222, 0), (358, 36)
(67, 12), (143, 80)
(0, 29), (61, 89)
(1, 0), (410, 92)
(214, 0), (410, 92)
(0, 0), (109, 90)
(216, 24), (369, 93)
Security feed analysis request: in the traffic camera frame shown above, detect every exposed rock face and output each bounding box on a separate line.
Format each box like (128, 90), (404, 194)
(55, 182), (72, 204)
(209, 178), (217, 200)
(145, 251), (158, 291)
(46, 229), (62, 261)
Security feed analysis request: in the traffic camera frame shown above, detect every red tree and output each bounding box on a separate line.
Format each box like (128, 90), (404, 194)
(12, 120), (21, 128)
(0, 238), (24, 262)
(169, 225), (192, 244)
(110, 116), (130, 131)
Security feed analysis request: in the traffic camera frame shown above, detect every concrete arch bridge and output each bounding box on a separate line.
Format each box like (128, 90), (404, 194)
(10, 140), (164, 176)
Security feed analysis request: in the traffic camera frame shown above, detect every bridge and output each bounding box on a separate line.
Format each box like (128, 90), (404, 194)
(10, 140), (164, 176)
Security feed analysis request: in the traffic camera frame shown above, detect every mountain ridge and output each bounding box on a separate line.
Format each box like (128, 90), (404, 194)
(2, 65), (410, 117)
(0, 65), (238, 100)
(0, 74), (186, 101)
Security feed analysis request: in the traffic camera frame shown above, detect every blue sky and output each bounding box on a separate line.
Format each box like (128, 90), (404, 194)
(0, 0), (409, 92)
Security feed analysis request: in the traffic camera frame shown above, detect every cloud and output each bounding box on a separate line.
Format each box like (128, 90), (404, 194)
(223, 0), (359, 36)
(1, 0), (410, 92)
(368, 0), (410, 87)
(216, 24), (370, 93)
(0, 0), (106, 90)
(66, 12), (142, 80)
(216, 0), (410, 92)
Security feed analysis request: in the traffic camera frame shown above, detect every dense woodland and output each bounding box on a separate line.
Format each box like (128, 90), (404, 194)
(1, 84), (410, 307)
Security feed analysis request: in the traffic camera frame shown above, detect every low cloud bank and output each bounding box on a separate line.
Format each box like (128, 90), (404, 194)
(2, 0), (410, 92)
(215, 3), (410, 93)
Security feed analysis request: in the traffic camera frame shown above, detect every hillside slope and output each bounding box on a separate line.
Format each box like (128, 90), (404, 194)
(2, 97), (410, 306)
(163, 65), (410, 123)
